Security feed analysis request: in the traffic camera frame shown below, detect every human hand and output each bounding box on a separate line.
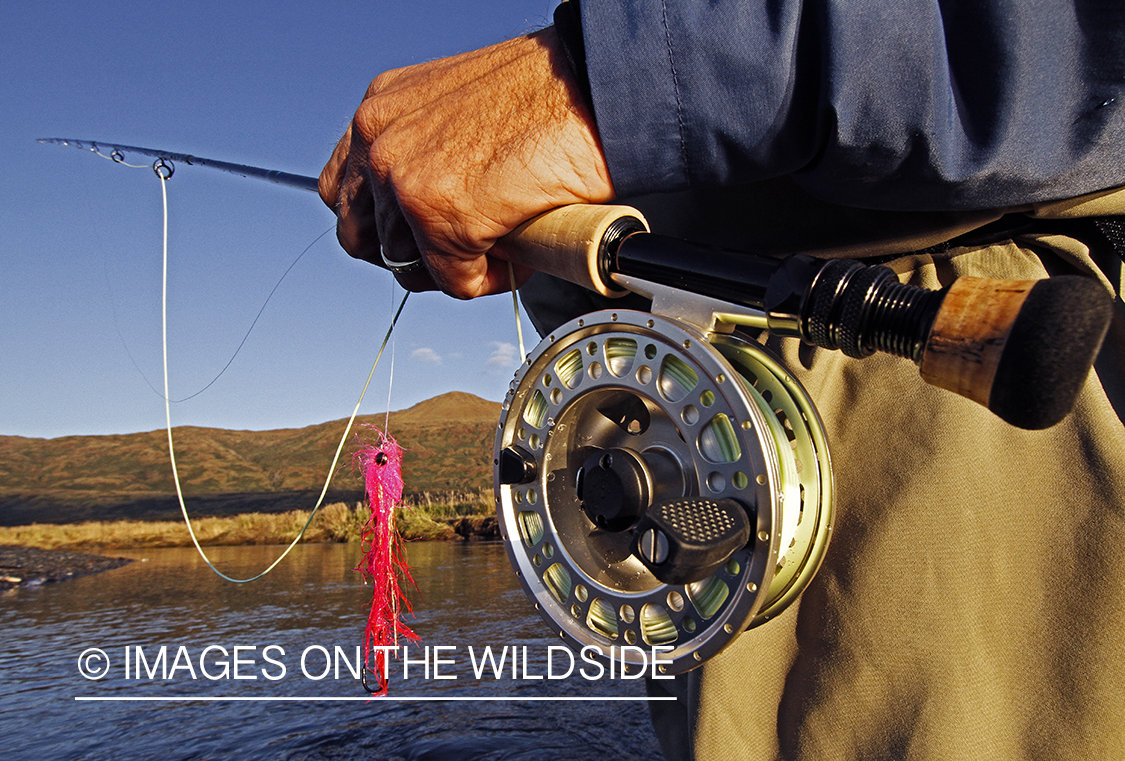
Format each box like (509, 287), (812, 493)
(319, 27), (614, 299)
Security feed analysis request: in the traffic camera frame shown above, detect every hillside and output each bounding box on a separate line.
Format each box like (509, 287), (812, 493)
(0, 392), (500, 526)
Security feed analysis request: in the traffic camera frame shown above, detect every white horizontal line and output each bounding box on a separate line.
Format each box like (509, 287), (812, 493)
(74, 696), (676, 702)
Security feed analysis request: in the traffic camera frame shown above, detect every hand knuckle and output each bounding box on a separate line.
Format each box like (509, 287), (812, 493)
(365, 69), (401, 98)
(353, 99), (388, 144)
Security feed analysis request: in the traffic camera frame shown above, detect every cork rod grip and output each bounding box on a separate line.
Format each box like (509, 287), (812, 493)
(493, 204), (649, 297)
(920, 275), (1113, 429)
(920, 277), (1036, 408)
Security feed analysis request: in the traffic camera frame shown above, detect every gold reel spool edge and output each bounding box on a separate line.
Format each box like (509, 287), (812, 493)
(710, 336), (835, 626)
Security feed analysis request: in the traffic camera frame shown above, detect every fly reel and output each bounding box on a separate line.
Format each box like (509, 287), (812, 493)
(494, 309), (833, 675)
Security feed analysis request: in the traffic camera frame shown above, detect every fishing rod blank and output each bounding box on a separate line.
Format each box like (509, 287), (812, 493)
(39, 137), (320, 192)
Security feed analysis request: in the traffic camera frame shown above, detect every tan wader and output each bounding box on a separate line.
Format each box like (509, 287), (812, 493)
(623, 183), (1125, 760)
(517, 180), (1125, 760)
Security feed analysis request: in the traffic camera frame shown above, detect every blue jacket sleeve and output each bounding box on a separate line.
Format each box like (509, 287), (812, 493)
(577, 0), (1125, 211)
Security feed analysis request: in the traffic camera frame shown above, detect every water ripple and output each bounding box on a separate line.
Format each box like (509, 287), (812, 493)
(1, 543), (665, 760)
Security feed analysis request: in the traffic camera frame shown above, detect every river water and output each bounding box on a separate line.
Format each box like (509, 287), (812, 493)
(0, 542), (666, 760)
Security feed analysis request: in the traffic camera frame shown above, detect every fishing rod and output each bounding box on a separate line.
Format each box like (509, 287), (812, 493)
(43, 136), (1112, 431)
(39, 137), (320, 192)
(46, 137), (1115, 677)
(495, 204), (1113, 431)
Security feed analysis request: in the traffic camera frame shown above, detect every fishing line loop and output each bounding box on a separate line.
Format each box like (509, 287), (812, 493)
(162, 225), (337, 403)
(156, 166), (412, 583)
(81, 142), (149, 168)
(81, 141), (331, 402)
(153, 158), (174, 180)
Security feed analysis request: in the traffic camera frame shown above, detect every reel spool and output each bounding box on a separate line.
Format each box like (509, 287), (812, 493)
(495, 310), (833, 675)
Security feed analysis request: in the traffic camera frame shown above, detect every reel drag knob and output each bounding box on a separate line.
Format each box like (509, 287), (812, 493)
(632, 498), (752, 585)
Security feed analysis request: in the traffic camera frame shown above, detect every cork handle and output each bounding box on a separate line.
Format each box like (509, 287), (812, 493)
(919, 275), (1112, 429)
(919, 277), (1037, 406)
(493, 204), (649, 297)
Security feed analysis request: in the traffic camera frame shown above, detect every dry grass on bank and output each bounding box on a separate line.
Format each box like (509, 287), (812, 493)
(0, 490), (493, 552)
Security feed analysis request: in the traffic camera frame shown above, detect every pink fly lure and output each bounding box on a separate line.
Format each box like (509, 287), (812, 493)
(353, 429), (419, 695)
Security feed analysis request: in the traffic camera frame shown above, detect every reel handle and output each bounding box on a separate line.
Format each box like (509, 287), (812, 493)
(496, 205), (1114, 429)
(631, 498), (753, 586)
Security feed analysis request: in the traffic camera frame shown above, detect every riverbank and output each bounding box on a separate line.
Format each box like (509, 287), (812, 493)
(0, 493), (500, 589)
(0, 546), (132, 591)
(0, 497), (500, 553)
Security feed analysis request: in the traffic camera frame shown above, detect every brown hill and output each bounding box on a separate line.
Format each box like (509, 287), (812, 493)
(0, 392), (500, 526)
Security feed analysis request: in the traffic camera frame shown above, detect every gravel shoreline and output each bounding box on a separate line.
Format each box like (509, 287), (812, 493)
(0, 545), (132, 591)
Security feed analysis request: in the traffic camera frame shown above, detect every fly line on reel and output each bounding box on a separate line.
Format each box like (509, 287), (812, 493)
(495, 310), (834, 675)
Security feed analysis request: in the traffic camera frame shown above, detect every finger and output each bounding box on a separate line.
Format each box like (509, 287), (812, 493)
(333, 172), (381, 265)
(390, 264), (440, 293)
(381, 221), (441, 293)
(506, 261), (537, 291)
(318, 124), (353, 208)
(422, 251), (530, 299)
(371, 176), (442, 293)
(486, 240), (537, 289)
(332, 118), (386, 264)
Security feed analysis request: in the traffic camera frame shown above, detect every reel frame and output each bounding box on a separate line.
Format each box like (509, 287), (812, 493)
(495, 309), (834, 675)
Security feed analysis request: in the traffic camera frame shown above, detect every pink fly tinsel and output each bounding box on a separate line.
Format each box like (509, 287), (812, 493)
(353, 429), (418, 695)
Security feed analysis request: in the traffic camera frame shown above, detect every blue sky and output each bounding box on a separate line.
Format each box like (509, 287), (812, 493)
(2, 0), (555, 439)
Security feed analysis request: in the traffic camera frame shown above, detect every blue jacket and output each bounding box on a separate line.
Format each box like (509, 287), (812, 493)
(573, 0), (1125, 211)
